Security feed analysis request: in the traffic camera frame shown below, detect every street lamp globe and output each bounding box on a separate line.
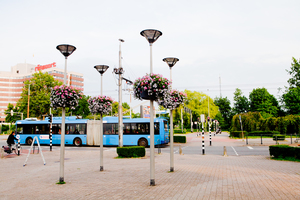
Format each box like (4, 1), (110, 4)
(163, 57), (179, 68)
(140, 29), (162, 44)
(94, 65), (109, 75)
(56, 44), (76, 58)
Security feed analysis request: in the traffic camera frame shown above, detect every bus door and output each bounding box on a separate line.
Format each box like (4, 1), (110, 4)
(103, 123), (118, 145)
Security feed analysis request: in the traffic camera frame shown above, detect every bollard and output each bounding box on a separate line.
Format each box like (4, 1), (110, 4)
(179, 145), (182, 155)
(158, 146), (161, 154)
(1, 148), (3, 158)
(261, 134), (263, 145)
(18, 139), (20, 156)
(291, 134), (293, 144)
(223, 146), (227, 157)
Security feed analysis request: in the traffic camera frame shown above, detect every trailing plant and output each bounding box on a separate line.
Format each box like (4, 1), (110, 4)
(50, 85), (82, 109)
(133, 73), (170, 100)
(88, 96), (113, 115)
(158, 90), (187, 110)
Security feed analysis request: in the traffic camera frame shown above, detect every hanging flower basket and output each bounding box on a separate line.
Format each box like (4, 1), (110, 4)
(158, 90), (187, 110)
(133, 73), (171, 101)
(88, 96), (113, 115)
(50, 85), (82, 110)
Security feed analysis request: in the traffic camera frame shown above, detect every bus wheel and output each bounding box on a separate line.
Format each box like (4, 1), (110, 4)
(138, 138), (148, 147)
(74, 138), (82, 147)
(26, 137), (33, 145)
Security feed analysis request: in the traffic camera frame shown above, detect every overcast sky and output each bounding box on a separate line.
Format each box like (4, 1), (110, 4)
(1, 0), (300, 111)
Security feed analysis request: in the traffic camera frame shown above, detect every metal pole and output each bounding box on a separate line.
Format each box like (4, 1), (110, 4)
(170, 110), (174, 172)
(27, 84), (30, 118)
(101, 74), (103, 95)
(50, 114), (52, 151)
(181, 108), (183, 133)
(191, 113), (192, 133)
(59, 107), (66, 183)
(202, 122), (205, 155)
(149, 43), (155, 186)
(64, 58), (67, 85)
(209, 122), (211, 146)
(59, 56), (67, 183)
(100, 114), (103, 171)
(261, 134), (263, 145)
(118, 41), (123, 147)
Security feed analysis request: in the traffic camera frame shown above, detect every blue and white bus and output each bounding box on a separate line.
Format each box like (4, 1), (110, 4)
(15, 116), (169, 147)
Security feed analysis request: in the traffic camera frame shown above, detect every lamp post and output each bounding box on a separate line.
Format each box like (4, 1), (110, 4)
(140, 29), (162, 186)
(56, 44), (76, 183)
(118, 39), (124, 147)
(163, 57), (179, 172)
(94, 65), (109, 171)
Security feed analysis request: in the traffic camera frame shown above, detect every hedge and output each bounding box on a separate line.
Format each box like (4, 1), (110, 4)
(273, 135), (285, 141)
(248, 131), (280, 136)
(231, 112), (300, 135)
(174, 129), (186, 134)
(269, 145), (300, 159)
(116, 146), (145, 158)
(174, 136), (186, 143)
(230, 131), (248, 138)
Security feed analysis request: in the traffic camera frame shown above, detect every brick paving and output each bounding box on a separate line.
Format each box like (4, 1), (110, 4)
(0, 134), (300, 199)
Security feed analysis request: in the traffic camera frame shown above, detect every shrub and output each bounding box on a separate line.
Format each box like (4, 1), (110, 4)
(230, 131), (247, 138)
(174, 129), (186, 134)
(248, 131), (279, 136)
(273, 135), (285, 141)
(116, 146), (145, 158)
(269, 145), (300, 159)
(174, 136), (186, 143)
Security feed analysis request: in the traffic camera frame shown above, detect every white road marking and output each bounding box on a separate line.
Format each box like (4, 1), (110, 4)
(174, 146), (189, 154)
(247, 146), (253, 150)
(231, 146), (239, 156)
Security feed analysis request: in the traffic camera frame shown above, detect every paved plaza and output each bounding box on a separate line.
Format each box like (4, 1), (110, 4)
(0, 134), (300, 200)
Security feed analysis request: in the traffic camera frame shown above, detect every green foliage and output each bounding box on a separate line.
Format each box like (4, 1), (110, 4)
(248, 131), (280, 136)
(286, 57), (300, 88)
(71, 95), (91, 118)
(174, 129), (186, 134)
(214, 97), (232, 129)
(269, 145), (300, 159)
(116, 146), (145, 158)
(5, 103), (22, 122)
(249, 88), (280, 117)
(230, 131), (247, 138)
(16, 71), (62, 118)
(174, 136), (186, 143)
(231, 112), (300, 135)
(273, 135), (285, 141)
(233, 88), (249, 114)
(282, 87), (300, 115)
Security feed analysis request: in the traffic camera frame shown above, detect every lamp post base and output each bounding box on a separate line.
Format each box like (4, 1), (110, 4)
(150, 179), (155, 186)
(170, 167), (174, 172)
(59, 177), (64, 183)
(100, 166), (103, 171)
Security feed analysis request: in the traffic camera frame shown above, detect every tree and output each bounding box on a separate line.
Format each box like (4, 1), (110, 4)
(281, 57), (300, 115)
(214, 97), (232, 129)
(286, 57), (300, 89)
(249, 88), (279, 117)
(232, 88), (249, 115)
(16, 71), (62, 118)
(71, 95), (91, 118)
(282, 87), (300, 115)
(175, 90), (219, 128)
(5, 103), (21, 122)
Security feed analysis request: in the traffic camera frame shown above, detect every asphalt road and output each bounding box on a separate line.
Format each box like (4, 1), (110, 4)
(1, 132), (274, 157)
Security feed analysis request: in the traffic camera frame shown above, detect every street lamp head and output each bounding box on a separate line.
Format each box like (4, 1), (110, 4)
(94, 65), (109, 75)
(56, 44), (76, 58)
(163, 57), (179, 68)
(119, 39), (125, 42)
(140, 29), (162, 44)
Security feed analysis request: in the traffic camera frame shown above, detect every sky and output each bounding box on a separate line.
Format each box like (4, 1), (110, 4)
(1, 0), (300, 112)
